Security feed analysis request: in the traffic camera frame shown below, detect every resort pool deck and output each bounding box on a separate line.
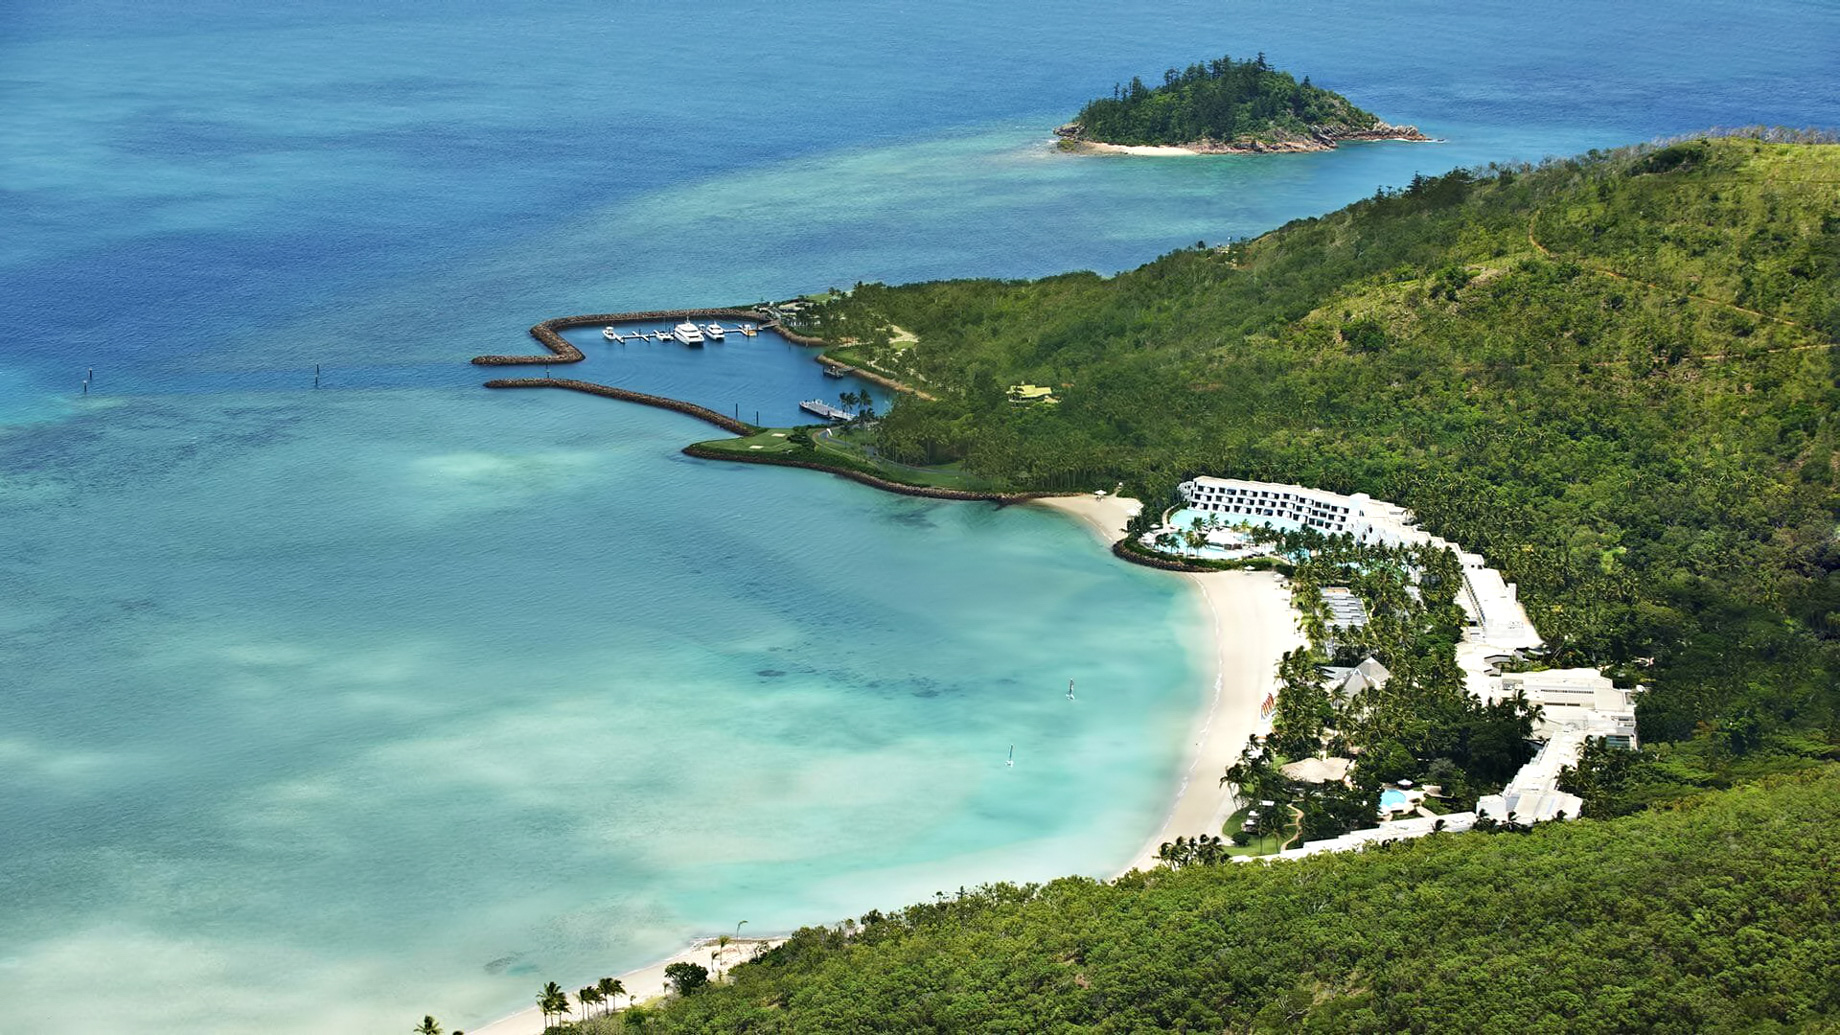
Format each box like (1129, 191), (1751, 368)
(1144, 509), (1303, 561)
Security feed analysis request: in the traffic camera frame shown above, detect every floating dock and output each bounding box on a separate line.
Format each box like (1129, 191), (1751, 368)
(601, 322), (759, 345)
(799, 399), (852, 421)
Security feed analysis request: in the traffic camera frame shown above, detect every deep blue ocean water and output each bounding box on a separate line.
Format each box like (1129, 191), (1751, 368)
(3, 1), (1836, 1030)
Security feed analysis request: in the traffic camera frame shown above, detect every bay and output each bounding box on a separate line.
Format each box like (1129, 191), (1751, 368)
(1, 0), (1835, 1030)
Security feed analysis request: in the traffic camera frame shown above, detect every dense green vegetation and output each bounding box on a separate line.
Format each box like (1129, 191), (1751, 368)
(1062, 54), (1395, 148)
(584, 767), (1840, 1032)
(793, 135), (1840, 813)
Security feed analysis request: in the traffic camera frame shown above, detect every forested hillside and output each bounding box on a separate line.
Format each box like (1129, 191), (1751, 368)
(602, 768), (1840, 1032)
(797, 135), (1840, 812)
(1060, 54), (1409, 149)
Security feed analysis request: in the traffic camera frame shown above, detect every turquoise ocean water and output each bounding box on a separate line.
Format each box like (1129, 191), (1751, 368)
(3, 2), (1836, 1030)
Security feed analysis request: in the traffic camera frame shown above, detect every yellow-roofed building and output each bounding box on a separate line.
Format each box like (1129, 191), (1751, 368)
(1007, 384), (1059, 404)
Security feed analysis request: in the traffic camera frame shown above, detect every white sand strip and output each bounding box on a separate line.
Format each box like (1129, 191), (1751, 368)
(1116, 568), (1301, 874)
(1028, 496), (1302, 875)
(1031, 494), (1141, 544)
(467, 937), (783, 1035)
(1064, 140), (1205, 156)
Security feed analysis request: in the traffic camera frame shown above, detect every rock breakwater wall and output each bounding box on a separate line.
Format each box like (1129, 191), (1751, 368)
(472, 309), (787, 366)
(483, 378), (756, 435)
(681, 443), (1052, 504)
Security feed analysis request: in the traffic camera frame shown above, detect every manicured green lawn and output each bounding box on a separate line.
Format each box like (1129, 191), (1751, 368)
(1222, 804), (1294, 856)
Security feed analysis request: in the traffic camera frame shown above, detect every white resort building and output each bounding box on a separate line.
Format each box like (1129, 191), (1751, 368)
(1179, 477), (1363, 535)
(1176, 476), (1542, 657)
(1173, 476), (1644, 855)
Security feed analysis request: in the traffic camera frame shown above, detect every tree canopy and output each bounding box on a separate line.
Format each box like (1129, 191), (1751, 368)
(617, 767), (1840, 1032)
(1065, 53), (1390, 147)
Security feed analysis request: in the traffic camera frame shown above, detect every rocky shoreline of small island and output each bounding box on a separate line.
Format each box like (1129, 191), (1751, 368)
(1053, 120), (1432, 155)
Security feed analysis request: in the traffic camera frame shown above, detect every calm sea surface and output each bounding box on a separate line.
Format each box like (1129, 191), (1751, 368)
(2, 1), (1835, 1030)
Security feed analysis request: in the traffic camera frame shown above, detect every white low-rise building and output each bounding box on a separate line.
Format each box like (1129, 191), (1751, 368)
(1496, 667), (1640, 748)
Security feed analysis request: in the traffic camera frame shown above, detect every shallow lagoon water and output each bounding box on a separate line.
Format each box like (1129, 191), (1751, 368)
(3, 0), (1837, 1030)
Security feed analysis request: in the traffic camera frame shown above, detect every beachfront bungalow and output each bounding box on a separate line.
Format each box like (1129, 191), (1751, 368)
(1280, 755), (1354, 784)
(1321, 656), (1390, 700)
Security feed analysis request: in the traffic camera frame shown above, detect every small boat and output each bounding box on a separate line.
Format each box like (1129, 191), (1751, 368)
(602, 326), (620, 341)
(704, 323), (726, 341)
(1067, 679), (1075, 701)
(1006, 745), (1014, 768)
(673, 321), (706, 346)
(822, 364), (846, 378)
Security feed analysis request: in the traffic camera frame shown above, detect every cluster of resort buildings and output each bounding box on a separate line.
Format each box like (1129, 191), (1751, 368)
(1162, 476), (1642, 853)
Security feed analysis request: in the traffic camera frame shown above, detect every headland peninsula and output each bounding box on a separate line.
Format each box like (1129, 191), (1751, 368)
(1054, 52), (1430, 154)
(456, 130), (1840, 1034)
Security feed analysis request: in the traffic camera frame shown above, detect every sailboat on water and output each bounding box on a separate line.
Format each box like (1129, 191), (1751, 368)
(1067, 679), (1075, 701)
(1006, 745), (1014, 768)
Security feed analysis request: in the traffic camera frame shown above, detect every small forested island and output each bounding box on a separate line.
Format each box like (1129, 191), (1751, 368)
(1056, 53), (1428, 153)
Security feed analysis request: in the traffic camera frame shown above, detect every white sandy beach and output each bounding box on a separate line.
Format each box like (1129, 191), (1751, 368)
(1031, 495), (1303, 875)
(1073, 140), (1205, 156)
(468, 937), (782, 1035)
(1117, 567), (1301, 872)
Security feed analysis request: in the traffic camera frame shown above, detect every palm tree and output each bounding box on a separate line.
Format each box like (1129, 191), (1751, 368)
(577, 986), (603, 1022)
(414, 1017), (443, 1035)
(536, 981), (567, 1029)
(595, 977), (625, 1015)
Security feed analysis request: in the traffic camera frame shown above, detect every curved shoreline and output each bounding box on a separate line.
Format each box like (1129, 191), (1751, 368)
(1029, 498), (1302, 877)
(458, 384), (1288, 1030)
(816, 354), (939, 401)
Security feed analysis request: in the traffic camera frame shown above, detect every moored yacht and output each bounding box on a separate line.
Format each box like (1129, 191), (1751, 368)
(602, 326), (620, 341)
(704, 323), (726, 341)
(673, 321), (706, 346)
